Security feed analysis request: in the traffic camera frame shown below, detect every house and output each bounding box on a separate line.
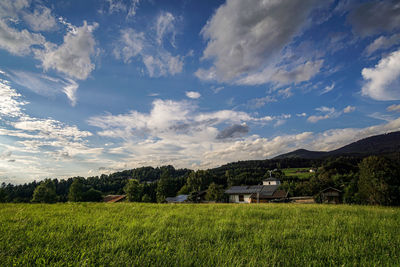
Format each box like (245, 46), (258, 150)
(320, 187), (341, 204)
(103, 195), (126, 203)
(225, 177), (287, 203)
(165, 194), (188, 203)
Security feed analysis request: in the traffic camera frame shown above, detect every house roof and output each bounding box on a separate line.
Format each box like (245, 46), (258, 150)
(225, 184), (279, 196)
(263, 177), (280, 182)
(165, 194), (188, 203)
(320, 187), (341, 193)
(103, 195), (126, 203)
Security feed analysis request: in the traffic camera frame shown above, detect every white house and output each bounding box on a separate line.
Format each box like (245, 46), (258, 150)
(225, 177), (286, 203)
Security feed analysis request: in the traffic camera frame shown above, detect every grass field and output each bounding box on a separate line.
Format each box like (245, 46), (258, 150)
(1, 203), (399, 266)
(283, 168), (314, 179)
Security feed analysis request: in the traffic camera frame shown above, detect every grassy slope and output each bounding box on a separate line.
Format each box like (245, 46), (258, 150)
(282, 168), (314, 179)
(1, 203), (399, 266)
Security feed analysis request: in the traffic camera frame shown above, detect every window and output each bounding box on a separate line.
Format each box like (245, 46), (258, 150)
(239, 195), (244, 202)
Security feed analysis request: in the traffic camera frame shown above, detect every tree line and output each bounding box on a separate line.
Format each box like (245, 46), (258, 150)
(0, 155), (399, 205)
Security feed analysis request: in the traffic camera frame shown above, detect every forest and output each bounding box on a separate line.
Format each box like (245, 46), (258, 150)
(1, 154), (400, 206)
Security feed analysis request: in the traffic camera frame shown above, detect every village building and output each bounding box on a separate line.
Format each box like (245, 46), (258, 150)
(320, 187), (341, 204)
(225, 177), (287, 203)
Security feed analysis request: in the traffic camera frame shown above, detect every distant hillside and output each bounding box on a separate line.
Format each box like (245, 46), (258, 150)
(274, 131), (400, 159)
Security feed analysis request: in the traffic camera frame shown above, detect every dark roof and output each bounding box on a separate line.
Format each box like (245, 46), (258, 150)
(225, 185), (279, 195)
(165, 194), (188, 203)
(103, 195), (126, 203)
(320, 187), (341, 193)
(259, 185), (279, 197)
(263, 177), (279, 182)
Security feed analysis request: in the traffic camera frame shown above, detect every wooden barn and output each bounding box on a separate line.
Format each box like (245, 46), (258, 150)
(320, 187), (341, 204)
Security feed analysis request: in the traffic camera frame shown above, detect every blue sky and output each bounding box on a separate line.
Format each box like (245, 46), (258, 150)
(0, 0), (400, 183)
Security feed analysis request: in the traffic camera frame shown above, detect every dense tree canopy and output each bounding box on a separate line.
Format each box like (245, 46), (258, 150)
(31, 179), (57, 203)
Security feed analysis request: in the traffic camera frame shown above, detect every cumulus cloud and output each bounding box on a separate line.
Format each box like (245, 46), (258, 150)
(237, 60), (324, 86)
(0, 78), (101, 181)
(361, 49), (400, 101)
(0, 78), (27, 118)
(348, 0), (400, 37)
(198, 0), (326, 83)
(0, 19), (45, 55)
(0, 0), (29, 20)
(185, 91), (201, 99)
(35, 21), (98, 80)
(365, 34), (400, 56)
(216, 124), (249, 139)
(22, 6), (57, 32)
(113, 12), (184, 77)
(113, 22), (184, 77)
(88, 99), (277, 140)
(387, 104), (400, 112)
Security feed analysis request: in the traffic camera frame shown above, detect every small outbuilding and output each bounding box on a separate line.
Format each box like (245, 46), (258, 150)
(320, 187), (341, 204)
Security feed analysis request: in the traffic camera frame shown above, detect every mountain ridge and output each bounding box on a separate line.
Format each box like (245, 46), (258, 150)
(273, 131), (400, 159)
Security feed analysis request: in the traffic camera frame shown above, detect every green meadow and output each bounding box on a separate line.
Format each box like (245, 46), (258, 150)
(282, 168), (314, 179)
(1, 203), (399, 266)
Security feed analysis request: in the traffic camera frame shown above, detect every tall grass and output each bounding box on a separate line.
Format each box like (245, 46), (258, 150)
(0, 203), (399, 266)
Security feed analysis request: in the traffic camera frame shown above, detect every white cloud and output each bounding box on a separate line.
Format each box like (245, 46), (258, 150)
(127, 0), (141, 17)
(88, 99), (280, 141)
(0, 19), (45, 55)
(198, 0), (326, 83)
(185, 91), (201, 99)
(0, 0), (29, 20)
(307, 105), (355, 123)
(0, 78), (27, 118)
(362, 49), (400, 101)
(307, 106), (338, 123)
(22, 6), (57, 32)
(368, 112), (394, 122)
(156, 12), (176, 46)
(296, 113), (307, 117)
(387, 104), (400, 112)
(107, 0), (127, 14)
(247, 96), (277, 109)
(320, 83), (335, 95)
(35, 21), (98, 80)
(365, 34), (400, 56)
(278, 87), (293, 99)
(8, 70), (79, 105)
(236, 60), (323, 86)
(114, 26), (184, 77)
(0, 78), (101, 182)
(105, 0), (140, 17)
(343, 105), (355, 113)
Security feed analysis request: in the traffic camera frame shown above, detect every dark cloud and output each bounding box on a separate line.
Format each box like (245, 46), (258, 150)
(348, 0), (400, 37)
(216, 124), (249, 139)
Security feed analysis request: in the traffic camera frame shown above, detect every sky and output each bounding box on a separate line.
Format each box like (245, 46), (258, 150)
(0, 0), (400, 184)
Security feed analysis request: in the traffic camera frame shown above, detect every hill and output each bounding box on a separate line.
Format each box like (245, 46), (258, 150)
(274, 131), (400, 159)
